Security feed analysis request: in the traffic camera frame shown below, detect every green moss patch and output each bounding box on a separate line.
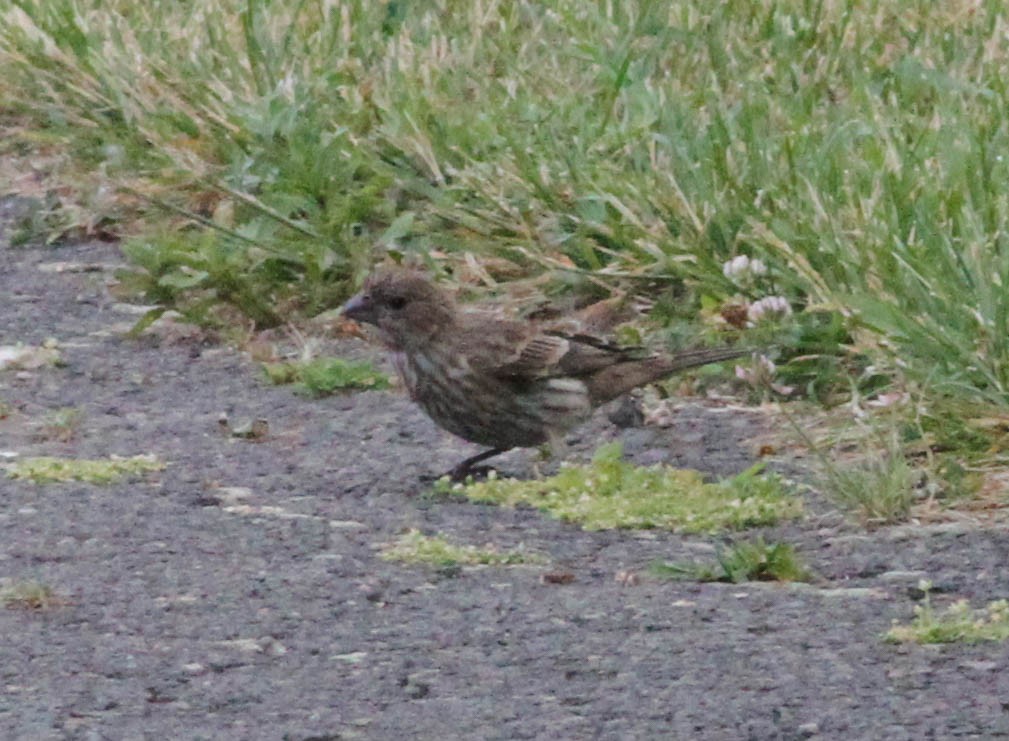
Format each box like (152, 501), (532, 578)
(263, 358), (389, 397)
(380, 529), (543, 568)
(887, 588), (1009, 645)
(7, 454), (165, 484)
(442, 443), (801, 532)
(652, 539), (810, 583)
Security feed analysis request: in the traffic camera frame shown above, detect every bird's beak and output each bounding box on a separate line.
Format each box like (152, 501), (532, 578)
(341, 292), (374, 324)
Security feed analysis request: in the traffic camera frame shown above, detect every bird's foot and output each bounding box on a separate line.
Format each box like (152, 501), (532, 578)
(419, 463), (499, 484)
(445, 463), (498, 483)
(430, 447), (509, 484)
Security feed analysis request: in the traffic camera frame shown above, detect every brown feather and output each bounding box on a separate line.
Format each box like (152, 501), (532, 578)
(342, 267), (750, 476)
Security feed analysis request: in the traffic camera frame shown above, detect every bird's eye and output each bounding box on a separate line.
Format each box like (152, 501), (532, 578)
(387, 296), (407, 310)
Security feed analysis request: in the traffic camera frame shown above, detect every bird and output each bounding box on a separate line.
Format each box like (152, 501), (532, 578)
(341, 266), (748, 480)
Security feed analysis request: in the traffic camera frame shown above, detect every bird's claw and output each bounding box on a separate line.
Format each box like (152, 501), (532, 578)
(446, 464), (497, 483)
(419, 464), (497, 484)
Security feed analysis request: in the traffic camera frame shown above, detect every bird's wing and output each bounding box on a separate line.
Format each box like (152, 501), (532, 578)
(462, 318), (643, 381)
(494, 332), (576, 377)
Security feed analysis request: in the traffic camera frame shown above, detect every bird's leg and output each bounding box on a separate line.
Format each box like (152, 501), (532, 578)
(446, 447), (509, 482)
(530, 441), (555, 480)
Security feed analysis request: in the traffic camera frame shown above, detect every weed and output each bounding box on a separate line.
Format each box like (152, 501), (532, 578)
(887, 582), (1009, 645)
(262, 357), (389, 396)
(440, 443), (801, 533)
(822, 445), (917, 527)
(652, 539), (810, 583)
(379, 529), (542, 568)
(6, 454), (165, 484)
(6, 2), (1009, 409)
(35, 407), (83, 442)
(785, 408), (917, 526)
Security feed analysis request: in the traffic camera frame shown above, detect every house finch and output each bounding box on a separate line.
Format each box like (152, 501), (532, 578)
(342, 267), (748, 479)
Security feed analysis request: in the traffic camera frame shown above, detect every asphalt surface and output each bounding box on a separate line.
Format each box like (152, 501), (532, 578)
(2, 226), (1009, 740)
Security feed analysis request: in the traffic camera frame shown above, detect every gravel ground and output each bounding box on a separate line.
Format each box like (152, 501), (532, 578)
(2, 216), (1009, 740)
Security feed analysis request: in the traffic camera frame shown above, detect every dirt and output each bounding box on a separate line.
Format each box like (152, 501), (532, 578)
(2, 210), (1009, 740)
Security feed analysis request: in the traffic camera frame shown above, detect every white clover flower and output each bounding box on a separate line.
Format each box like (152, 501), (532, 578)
(723, 255), (751, 279)
(734, 354), (792, 395)
(735, 354), (776, 379)
(747, 296), (792, 323)
(722, 255), (768, 284)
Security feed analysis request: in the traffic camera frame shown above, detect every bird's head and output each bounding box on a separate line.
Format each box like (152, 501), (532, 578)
(342, 267), (456, 350)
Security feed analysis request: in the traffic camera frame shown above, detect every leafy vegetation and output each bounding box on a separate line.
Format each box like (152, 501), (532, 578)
(441, 443), (801, 532)
(6, 454), (165, 484)
(887, 582), (1009, 645)
(820, 439), (918, 526)
(4, 0), (1009, 408)
(652, 539), (810, 583)
(786, 401), (989, 525)
(7, 1), (1009, 528)
(380, 529), (542, 568)
(262, 357), (389, 396)
(35, 406), (83, 442)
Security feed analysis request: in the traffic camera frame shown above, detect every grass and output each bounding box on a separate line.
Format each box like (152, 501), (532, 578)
(6, 454), (165, 484)
(6, 1), (1009, 409)
(887, 582), (1009, 645)
(7, 1), (1009, 526)
(794, 405), (988, 525)
(652, 538), (811, 583)
(380, 529), (543, 568)
(820, 439), (918, 526)
(440, 443), (801, 533)
(35, 406), (83, 442)
(262, 357), (389, 396)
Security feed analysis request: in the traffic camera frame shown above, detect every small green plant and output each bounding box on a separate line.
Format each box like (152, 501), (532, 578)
(10, 0), (1009, 410)
(262, 357), (389, 396)
(6, 454), (165, 484)
(769, 310), (886, 407)
(912, 401), (996, 459)
(440, 443), (801, 533)
(886, 581), (1009, 645)
(652, 539), (810, 583)
(36, 406), (84, 442)
(380, 529), (542, 568)
(821, 449), (916, 526)
(786, 410), (917, 526)
(119, 232), (292, 329)
(0, 580), (63, 610)
(4, 191), (91, 247)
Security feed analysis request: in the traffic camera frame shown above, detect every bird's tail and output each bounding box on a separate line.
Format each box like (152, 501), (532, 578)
(587, 346), (753, 405)
(654, 346), (753, 375)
